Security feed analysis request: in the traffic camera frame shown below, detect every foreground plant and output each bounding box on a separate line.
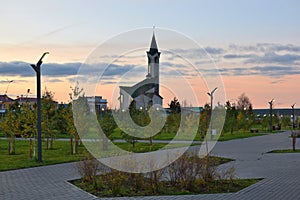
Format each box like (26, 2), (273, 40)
(73, 152), (260, 197)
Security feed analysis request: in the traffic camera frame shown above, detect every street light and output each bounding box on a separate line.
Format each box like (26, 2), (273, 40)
(100, 107), (105, 119)
(291, 103), (296, 129)
(30, 52), (49, 162)
(268, 98), (274, 132)
(207, 87), (218, 112)
(207, 87), (218, 138)
(207, 87), (218, 108)
(4, 80), (13, 95)
(204, 87), (217, 173)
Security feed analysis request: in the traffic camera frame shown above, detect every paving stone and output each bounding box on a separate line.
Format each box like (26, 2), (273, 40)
(1, 131), (300, 199)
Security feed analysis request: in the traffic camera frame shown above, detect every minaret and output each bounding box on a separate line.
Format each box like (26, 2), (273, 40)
(146, 29), (160, 94)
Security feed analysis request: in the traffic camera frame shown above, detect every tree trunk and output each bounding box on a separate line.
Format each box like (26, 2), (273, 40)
(149, 136), (153, 151)
(29, 139), (33, 159)
(75, 134), (79, 154)
(70, 136), (73, 155)
(102, 137), (108, 151)
(50, 137), (54, 150)
(12, 138), (15, 155)
(293, 137), (296, 151)
(46, 137), (49, 150)
(8, 136), (15, 155)
(33, 137), (36, 158)
(8, 138), (11, 155)
(292, 131), (296, 151)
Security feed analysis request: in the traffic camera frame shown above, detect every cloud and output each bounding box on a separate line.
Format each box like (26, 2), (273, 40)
(100, 64), (136, 77)
(204, 47), (225, 54)
(167, 44), (300, 65)
(0, 61), (141, 79)
(66, 63), (147, 86)
(256, 43), (300, 52)
(223, 54), (255, 59)
(169, 47), (225, 59)
(229, 43), (300, 53)
(0, 80), (13, 84)
(270, 79), (285, 85)
(0, 61), (80, 77)
(217, 65), (300, 77)
(46, 78), (64, 83)
(43, 62), (81, 76)
(0, 61), (34, 77)
(2, 42), (300, 83)
(160, 62), (174, 67)
(244, 52), (300, 65)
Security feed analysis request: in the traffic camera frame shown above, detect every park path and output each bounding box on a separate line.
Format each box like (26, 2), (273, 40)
(0, 137), (202, 144)
(0, 162), (97, 200)
(1, 131), (300, 200)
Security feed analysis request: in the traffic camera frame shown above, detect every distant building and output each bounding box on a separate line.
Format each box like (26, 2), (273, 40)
(0, 95), (14, 114)
(119, 32), (163, 110)
(164, 107), (203, 115)
(0, 94), (61, 115)
(87, 96), (108, 115)
(16, 95), (58, 108)
(15, 96), (37, 107)
(182, 107), (203, 114)
(253, 108), (300, 118)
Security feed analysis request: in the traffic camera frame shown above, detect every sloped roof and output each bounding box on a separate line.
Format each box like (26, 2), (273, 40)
(0, 95), (13, 102)
(120, 77), (162, 99)
(16, 97), (37, 103)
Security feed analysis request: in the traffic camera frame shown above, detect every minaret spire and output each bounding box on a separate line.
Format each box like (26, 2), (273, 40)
(149, 27), (158, 54)
(146, 27), (161, 95)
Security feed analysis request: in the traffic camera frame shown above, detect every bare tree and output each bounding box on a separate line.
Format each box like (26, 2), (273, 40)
(237, 93), (252, 112)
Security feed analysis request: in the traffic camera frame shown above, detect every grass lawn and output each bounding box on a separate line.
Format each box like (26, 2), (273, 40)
(267, 149), (300, 153)
(0, 139), (87, 171)
(111, 128), (270, 142)
(0, 139), (195, 171)
(110, 128), (202, 141)
(113, 142), (192, 153)
(218, 132), (265, 141)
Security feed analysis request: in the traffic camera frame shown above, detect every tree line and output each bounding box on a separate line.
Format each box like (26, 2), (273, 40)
(0, 91), (294, 157)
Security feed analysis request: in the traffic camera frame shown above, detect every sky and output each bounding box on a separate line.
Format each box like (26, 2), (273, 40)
(1, 0), (300, 108)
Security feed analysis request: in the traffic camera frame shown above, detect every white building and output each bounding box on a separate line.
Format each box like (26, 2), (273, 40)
(87, 96), (108, 115)
(119, 33), (163, 110)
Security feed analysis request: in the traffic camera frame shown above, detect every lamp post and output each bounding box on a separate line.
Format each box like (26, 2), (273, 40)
(291, 103), (296, 129)
(207, 87), (218, 139)
(4, 80), (13, 95)
(268, 99), (274, 132)
(204, 87), (217, 177)
(30, 52), (49, 162)
(101, 107), (105, 119)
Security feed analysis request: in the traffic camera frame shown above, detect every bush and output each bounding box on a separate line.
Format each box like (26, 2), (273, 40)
(77, 152), (100, 184)
(75, 151), (236, 196)
(165, 152), (202, 190)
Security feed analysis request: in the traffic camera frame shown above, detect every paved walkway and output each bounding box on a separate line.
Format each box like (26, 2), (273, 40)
(1, 131), (300, 199)
(0, 137), (202, 144)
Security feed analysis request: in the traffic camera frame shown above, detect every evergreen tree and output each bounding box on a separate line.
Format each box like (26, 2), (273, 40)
(224, 101), (237, 134)
(168, 97), (181, 114)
